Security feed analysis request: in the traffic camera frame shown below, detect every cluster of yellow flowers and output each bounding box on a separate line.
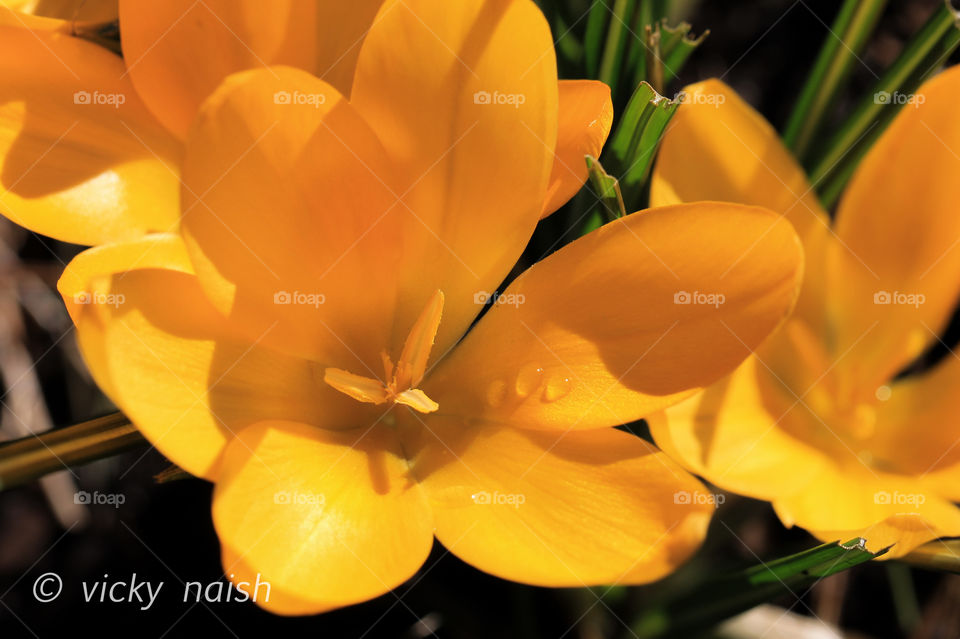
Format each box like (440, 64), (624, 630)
(0, 0), (957, 615)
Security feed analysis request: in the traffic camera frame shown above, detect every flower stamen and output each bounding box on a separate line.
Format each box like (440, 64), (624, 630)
(324, 290), (444, 414)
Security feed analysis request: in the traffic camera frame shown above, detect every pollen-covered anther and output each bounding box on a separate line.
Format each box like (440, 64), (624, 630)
(323, 290), (444, 414)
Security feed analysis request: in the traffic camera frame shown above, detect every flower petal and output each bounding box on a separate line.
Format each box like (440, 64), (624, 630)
(541, 79), (613, 217)
(0, 10), (180, 245)
(58, 234), (373, 479)
(650, 79), (830, 330)
(12, 0), (117, 21)
(827, 65), (960, 399)
(213, 420), (433, 614)
(648, 347), (830, 501)
(403, 418), (711, 586)
(424, 202), (803, 430)
(772, 465), (960, 557)
(180, 67), (404, 369)
(119, 0), (382, 138)
(350, 0), (558, 354)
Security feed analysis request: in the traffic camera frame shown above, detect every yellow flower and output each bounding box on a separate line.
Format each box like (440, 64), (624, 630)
(0, 0), (616, 248)
(650, 68), (960, 557)
(54, 0), (804, 614)
(0, 0), (387, 245)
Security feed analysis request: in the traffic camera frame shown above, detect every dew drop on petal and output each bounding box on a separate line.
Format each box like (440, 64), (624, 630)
(485, 379), (508, 408)
(515, 363), (545, 399)
(542, 376), (572, 402)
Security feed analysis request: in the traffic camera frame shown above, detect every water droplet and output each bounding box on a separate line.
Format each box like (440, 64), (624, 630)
(515, 364), (544, 399)
(542, 376), (572, 402)
(485, 379), (508, 408)
(875, 385), (892, 401)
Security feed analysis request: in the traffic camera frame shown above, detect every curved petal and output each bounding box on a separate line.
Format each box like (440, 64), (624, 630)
(10, 0), (117, 21)
(424, 202), (803, 430)
(865, 353), (960, 477)
(648, 349), (830, 501)
(58, 235), (375, 479)
(402, 417), (711, 586)
(350, 0), (558, 355)
(651, 79), (830, 331)
(772, 465), (960, 557)
(0, 11), (180, 245)
(180, 67), (404, 369)
(213, 420), (433, 614)
(119, 0), (384, 138)
(541, 79), (613, 217)
(827, 65), (960, 400)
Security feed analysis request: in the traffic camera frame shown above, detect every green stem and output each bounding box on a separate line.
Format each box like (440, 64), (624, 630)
(783, 0), (888, 159)
(0, 413), (146, 490)
(599, 0), (635, 96)
(808, 0), (960, 202)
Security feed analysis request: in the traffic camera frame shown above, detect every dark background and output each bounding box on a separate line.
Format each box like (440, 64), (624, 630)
(1, 1), (959, 637)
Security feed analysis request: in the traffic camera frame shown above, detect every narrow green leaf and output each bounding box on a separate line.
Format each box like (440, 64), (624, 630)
(598, 0), (637, 97)
(658, 20), (709, 84)
(584, 0), (611, 78)
(0, 413), (146, 490)
(783, 0), (888, 159)
(585, 155), (626, 221)
(809, 0), (960, 206)
(603, 81), (681, 211)
(632, 538), (887, 639)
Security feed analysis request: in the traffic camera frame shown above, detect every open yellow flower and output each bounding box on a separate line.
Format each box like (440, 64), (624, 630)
(0, 0), (609, 247)
(649, 67), (960, 556)
(54, 0), (803, 614)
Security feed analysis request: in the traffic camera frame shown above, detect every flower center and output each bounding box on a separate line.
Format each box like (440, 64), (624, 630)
(323, 290), (443, 414)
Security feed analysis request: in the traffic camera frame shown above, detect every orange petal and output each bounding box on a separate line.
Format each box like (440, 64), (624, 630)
(180, 67), (404, 369)
(10, 0), (117, 21)
(772, 465), (960, 557)
(541, 79), (613, 217)
(0, 9), (180, 245)
(403, 418), (711, 586)
(651, 78), (830, 331)
(827, 65), (960, 400)
(119, 0), (383, 138)
(424, 202), (803, 430)
(648, 350), (831, 501)
(213, 421), (433, 614)
(350, 0), (559, 355)
(58, 234), (376, 479)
